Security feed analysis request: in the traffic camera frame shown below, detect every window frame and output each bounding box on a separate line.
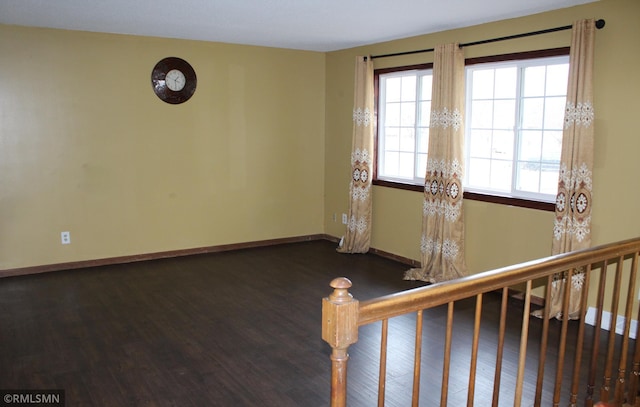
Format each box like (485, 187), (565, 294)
(372, 47), (570, 211)
(374, 63), (434, 186)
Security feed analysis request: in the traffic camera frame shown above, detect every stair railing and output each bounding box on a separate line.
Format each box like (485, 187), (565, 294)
(323, 237), (640, 406)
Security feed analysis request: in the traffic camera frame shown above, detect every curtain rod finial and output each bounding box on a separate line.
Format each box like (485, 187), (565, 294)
(596, 19), (605, 29)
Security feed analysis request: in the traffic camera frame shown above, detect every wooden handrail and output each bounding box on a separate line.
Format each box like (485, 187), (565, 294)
(357, 237), (640, 326)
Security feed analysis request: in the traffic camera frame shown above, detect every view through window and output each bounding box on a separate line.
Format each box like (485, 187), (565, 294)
(375, 51), (569, 207)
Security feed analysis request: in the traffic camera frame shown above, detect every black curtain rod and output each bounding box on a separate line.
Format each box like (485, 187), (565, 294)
(369, 18), (605, 60)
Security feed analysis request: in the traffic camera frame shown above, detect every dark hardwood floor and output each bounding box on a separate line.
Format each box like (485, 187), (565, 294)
(0, 240), (624, 406)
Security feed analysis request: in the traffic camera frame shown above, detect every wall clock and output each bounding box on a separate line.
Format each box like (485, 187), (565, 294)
(151, 57), (197, 104)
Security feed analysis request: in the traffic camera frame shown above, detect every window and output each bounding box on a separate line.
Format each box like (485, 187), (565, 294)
(376, 65), (433, 185)
(374, 50), (569, 207)
(465, 55), (569, 203)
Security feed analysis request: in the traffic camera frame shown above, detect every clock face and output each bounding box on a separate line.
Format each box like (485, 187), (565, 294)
(151, 57), (197, 104)
(165, 69), (186, 92)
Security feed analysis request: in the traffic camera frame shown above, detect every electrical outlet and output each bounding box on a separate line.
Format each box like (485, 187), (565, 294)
(332, 213), (337, 222)
(61, 231), (71, 245)
(342, 213), (348, 224)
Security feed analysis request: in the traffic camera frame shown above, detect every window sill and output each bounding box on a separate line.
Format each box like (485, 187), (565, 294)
(372, 179), (555, 212)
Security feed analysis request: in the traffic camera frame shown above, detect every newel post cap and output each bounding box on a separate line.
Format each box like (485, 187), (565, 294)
(322, 277), (359, 348)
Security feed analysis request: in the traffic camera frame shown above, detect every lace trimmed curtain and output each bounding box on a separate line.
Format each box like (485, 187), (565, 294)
(337, 56), (374, 254)
(537, 19), (596, 320)
(404, 44), (467, 283)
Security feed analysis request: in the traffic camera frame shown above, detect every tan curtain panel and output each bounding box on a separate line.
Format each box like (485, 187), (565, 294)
(541, 19), (597, 320)
(404, 44), (467, 283)
(337, 56), (374, 254)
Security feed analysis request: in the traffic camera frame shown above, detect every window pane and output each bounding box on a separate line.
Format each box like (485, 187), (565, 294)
(490, 160), (512, 190)
(384, 127), (399, 150)
(545, 64), (569, 96)
(469, 129), (491, 158)
(398, 152), (414, 177)
(400, 128), (415, 152)
(540, 164), (560, 194)
(384, 151), (400, 176)
(418, 101), (431, 126)
(471, 100), (494, 128)
(401, 76), (416, 101)
(494, 67), (517, 98)
(400, 102), (416, 126)
(522, 98), (544, 129)
(416, 153), (427, 177)
(519, 130), (542, 161)
(541, 130), (562, 162)
(472, 70), (495, 99)
(516, 161), (540, 193)
(385, 77), (401, 102)
(492, 130), (514, 160)
(544, 96), (566, 129)
(385, 103), (401, 126)
(420, 75), (433, 100)
(417, 128), (429, 154)
(493, 99), (516, 129)
(523, 66), (546, 97)
(468, 158), (490, 187)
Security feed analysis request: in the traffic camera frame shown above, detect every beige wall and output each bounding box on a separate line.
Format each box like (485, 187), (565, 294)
(325, 0), (640, 278)
(0, 26), (326, 269)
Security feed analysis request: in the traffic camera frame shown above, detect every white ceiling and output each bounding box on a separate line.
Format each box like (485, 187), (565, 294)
(0, 0), (599, 52)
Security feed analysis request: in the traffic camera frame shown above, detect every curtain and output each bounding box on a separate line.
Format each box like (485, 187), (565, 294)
(337, 56), (374, 254)
(541, 19), (596, 320)
(404, 44), (467, 283)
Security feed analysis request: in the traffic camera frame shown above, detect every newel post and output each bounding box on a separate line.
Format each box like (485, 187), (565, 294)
(322, 277), (359, 407)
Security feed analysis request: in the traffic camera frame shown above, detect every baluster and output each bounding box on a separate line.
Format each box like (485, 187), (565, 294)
(588, 260), (608, 405)
(626, 253), (640, 406)
(601, 259), (624, 402)
(378, 319), (389, 407)
(514, 280), (532, 407)
(492, 287), (509, 407)
(535, 275), (553, 406)
(614, 254), (637, 404)
(467, 293), (483, 407)
(411, 310), (423, 407)
(569, 264), (592, 407)
(322, 277), (359, 407)
(441, 302), (454, 407)
(553, 268), (574, 406)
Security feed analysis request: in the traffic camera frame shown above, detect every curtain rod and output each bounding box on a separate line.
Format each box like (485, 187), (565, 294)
(368, 18), (605, 60)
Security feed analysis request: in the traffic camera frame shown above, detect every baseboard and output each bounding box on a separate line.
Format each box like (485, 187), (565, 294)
(0, 235), (426, 279)
(585, 307), (637, 339)
(0, 234), (331, 278)
(508, 290), (545, 307)
(327, 234), (421, 268)
(368, 247), (421, 268)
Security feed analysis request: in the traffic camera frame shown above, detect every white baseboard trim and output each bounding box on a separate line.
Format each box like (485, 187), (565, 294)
(585, 307), (637, 339)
